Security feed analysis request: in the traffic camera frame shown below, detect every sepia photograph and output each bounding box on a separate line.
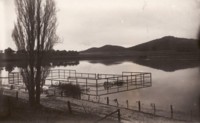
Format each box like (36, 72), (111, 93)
(0, 0), (200, 122)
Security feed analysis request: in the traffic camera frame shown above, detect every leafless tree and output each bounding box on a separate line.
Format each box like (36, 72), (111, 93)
(12, 0), (59, 106)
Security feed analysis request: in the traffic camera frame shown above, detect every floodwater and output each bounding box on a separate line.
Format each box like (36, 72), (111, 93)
(53, 60), (200, 114)
(1, 59), (200, 116)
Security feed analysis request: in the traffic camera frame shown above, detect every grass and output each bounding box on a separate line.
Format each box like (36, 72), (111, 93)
(0, 95), (115, 123)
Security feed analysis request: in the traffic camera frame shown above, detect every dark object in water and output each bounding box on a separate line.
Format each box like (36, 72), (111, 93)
(113, 80), (124, 86)
(103, 80), (124, 90)
(58, 83), (81, 99)
(103, 82), (113, 89)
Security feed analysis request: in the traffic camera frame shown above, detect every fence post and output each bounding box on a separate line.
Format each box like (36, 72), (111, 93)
(96, 79), (98, 96)
(117, 109), (121, 122)
(137, 101), (141, 112)
(16, 91), (18, 100)
(64, 70), (65, 79)
(54, 90), (56, 96)
(86, 79), (88, 93)
(18, 73), (20, 84)
(115, 99), (119, 107)
(67, 101), (72, 114)
(151, 103), (156, 116)
(61, 91), (63, 97)
(58, 69), (60, 78)
(107, 97), (109, 105)
(126, 100), (129, 109)
(126, 76), (128, 90)
(170, 105), (173, 119)
(98, 96), (100, 103)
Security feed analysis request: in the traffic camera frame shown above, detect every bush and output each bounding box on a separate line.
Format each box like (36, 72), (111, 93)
(58, 83), (81, 99)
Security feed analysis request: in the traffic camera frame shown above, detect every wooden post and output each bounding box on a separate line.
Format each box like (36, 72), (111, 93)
(58, 69), (60, 79)
(153, 104), (156, 116)
(61, 91), (63, 97)
(98, 96), (100, 103)
(115, 99), (119, 107)
(138, 101), (141, 112)
(67, 101), (72, 114)
(150, 73), (152, 86)
(135, 75), (137, 85)
(151, 103), (156, 116)
(86, 79), (88, 93)
(117, 78), (119, 92)
(16, 91), (18, 100)
(107, 97), (109, 105)
(18, 73), (20, 84)
(170, 105), (173, 119)
(54, 90), (56, 96)
(64, 70), (65, 79)
(126, 100), (129, 109)
(13, 73), (14, 84)
(142, 74), (144, 86)
(126, 76), (128, 90)
(117, 109), (121, 122)
(76, 78), (78, 85)
(51, 70), (52, 79)
(131, 73), (133, 84)
(96, 79), (98, 96)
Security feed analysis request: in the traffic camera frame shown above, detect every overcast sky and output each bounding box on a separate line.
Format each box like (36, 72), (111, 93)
(0, 0), (200, 51)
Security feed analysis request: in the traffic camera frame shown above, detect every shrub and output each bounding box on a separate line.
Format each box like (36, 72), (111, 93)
(58, 83), (81, 99)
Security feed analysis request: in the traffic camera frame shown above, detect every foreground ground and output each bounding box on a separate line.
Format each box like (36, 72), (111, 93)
(1, 90), (199, 123)
(0, 95), (116, 123)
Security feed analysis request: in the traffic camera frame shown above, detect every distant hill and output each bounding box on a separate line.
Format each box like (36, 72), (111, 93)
(82, 45), (126, 53)
(128, 36), (199, 52)
(81, 36), (199, 53)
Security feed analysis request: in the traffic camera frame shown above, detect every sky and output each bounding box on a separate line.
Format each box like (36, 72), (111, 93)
(0, 0), (200, 51)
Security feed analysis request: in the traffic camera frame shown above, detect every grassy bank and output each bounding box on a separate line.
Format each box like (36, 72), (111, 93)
(0, 95), (115, 123)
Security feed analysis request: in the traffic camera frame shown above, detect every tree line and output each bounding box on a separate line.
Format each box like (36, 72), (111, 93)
(0, 47), (79, 61)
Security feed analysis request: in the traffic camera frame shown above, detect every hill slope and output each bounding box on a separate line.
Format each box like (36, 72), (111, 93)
(81, 36), (199, 53)
(128, 36), (198, 52)
(82, 45), (126, 53)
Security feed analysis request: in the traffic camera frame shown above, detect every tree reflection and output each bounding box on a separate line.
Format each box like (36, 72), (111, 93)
(20, 66), (50, 93)
(1, 60), (79, 72)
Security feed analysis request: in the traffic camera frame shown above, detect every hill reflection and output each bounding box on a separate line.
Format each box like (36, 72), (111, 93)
(1, 58), (199, 72)
(86, 59), (200, 72)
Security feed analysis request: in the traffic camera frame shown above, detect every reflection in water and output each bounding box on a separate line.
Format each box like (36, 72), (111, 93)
(0, 60), (79, 72)
(87, 59), (200, 72)
(132, 59), (200, 72)
(61, 60), (200, 115)
(1, 59), (200, 117)
(20, 66), (50, 90)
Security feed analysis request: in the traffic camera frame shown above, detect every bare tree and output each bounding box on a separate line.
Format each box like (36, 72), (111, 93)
(12, 0), (59, 106)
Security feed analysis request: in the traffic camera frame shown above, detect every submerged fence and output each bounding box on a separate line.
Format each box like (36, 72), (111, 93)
(0, 69), (199, 122)
(45, 69), (152, 96)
